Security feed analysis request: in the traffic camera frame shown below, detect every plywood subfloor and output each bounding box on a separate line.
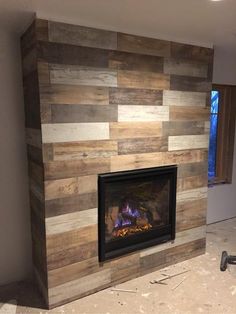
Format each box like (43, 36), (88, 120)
(1, 217), (236, 314)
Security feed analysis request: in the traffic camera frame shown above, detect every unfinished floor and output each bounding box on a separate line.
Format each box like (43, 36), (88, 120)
(1, 217), (236, 314)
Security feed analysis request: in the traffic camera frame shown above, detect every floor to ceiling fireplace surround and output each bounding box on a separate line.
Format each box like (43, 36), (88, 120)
(21, 18), (213, 309)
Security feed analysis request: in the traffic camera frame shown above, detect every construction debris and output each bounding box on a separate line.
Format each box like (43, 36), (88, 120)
(171, 275), (189, 291)
(150, 269), (190, 285)
(111, 288), (137, 293)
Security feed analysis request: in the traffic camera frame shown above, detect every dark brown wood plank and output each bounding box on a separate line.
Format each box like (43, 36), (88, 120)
(171, 42), (214, 62)
(51, 104), (118, 123)
(109, 87), (162, 106)
(178, 161), (208, 178)
(170, 75), (212, 92)
(170, 106), (210, 121)
(118, 137), (168, 155)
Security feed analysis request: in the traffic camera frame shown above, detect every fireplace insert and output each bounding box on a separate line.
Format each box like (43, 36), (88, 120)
(98, 165), (177, 262)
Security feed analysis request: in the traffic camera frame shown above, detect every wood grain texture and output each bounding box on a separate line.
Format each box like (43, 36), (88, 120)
(40, 84), (109, 105)
(170, 75), (212, 92)
(26, 128), (42, 148)
(170, 106), (210, 121)
(164, 58), (208, 78)
(163, 121), (205, 136)
(177, 174), (207, 192)
(44, 158), (110, 180)
(118, 105), (169, 122)
(50, 64), (117, 87)
(45, 177), (78, 200)
(50, 140), (118, 161)
(177, 187), (207, 203)
(118, 137), (168, 155)
(109, 50), (163, 72)
(118, 70), (170, 90)
(49, 21), (117, 50)
(42, 123), (110, 143)
(171, 42), (213, 62)
(178, 161), (208, 178)
(46, 208), (97, 235)
(51, 104), (118, 123)
(110, 122), (162, 139)
(109, 87), (162, 106)
(168, 134), (209, 151)
(163, 90), (207, 107)
(118, 33), (171, 57)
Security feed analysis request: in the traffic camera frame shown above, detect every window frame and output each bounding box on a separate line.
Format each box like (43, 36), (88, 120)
(209, 84), (236, 185)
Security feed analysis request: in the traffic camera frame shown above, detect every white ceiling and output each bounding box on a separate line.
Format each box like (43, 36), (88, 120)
(0, 0), (236, 51)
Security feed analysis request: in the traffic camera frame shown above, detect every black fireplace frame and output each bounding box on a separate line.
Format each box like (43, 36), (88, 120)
(98, 165), (177, 262)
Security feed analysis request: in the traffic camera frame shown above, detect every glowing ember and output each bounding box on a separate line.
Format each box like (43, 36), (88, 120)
(113, 223), (152, 238)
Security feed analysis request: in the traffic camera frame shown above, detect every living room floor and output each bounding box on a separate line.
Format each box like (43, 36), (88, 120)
(1, 218), (236, 314)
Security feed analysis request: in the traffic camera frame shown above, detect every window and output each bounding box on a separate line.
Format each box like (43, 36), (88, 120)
(208, 84), (236, 184)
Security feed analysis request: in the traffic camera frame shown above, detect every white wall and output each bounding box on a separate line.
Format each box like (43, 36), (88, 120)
(207, 47), (236, 224)
(0, 31), (32, 285)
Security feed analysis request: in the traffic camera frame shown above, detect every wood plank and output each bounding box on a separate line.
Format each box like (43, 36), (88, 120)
(140, 225), (206, 257)
(48, 257), (99, 288)
(170, 75), (212, 92)
(38, 62), (50, 84)
(171, 42), (214, 62)
(176, 199), (207, 232)
(118, 105), (169, 122)
(118, 33), (170, 57)
(177, 174), (207, 192)
(111, 149), (206, 172)
(51, 104), (118, 123)
(27, 145), (43, 165)
(163, 121), (205, 136)
(26, 128), (42, 148)
(41, 103), (52, 123)
(45, 177), (79, 200)
(49, 21), (117, 50)
(22, 47), (37, 77)
(169, 106), (210, 121)
(40, 84), (109, 105)
(44, 158), (110, 180)
(163, 90), (207, 107)
(46, 208), (97, 235)
(168, 134), (209, 151)
(50, 64), (117, 87)
(118, 70), (170, 90)
(118, 137), (168, 155)
(38, 41), (109, 68)
(178, 161), (208, 178)
(177, 187), (207, 203)
(52, 140), (118, 160)
(48, 269), (111, 306)
(41, 123), (110, 143)
(164, 58), (208, 78)
(36, 19), (49, 41)
(109, 87), (162, 106)
(109, 50), (163, 72)
(45, 192), (97, 217)
(110, 122), (162, 139)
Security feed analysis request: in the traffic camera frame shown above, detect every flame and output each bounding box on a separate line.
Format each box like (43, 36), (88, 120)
(112, 223), (152, 238)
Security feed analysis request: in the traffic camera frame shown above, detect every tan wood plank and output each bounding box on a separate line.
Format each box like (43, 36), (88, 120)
(45, 177), (79, 200)
(52, 140), (118, 161)
(177, 187), (208, 203)
(118, 137), (168, 155)
(118, 70), (170, 90)
(118, 105), (169, 122)
(50, 64), (117, 87)
(168, 134), (209, 151)
(51, 104), (118, 123)
(177, 174), (208, 192)
(169, 106), (210, 121)
(109, 87), (162, 106)
(178, 161), (208, 178)
(110, 122), (162, 139)
(118, 33), (171, 57)
(41, 123), (110, 143)
(40, 84), (109, 105)
(49, 21), (117, 50)
(163, 90), (207, 107)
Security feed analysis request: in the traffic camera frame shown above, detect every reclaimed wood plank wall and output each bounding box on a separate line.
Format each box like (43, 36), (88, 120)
(21, 18), (213, 309)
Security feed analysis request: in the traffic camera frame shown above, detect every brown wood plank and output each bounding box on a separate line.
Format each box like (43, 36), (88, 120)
(38, 41), (109, 68)
(49, 21), (117, 50)
(170, 75), (212, 92)
(118, 33), (171, 57)
(163, 121), (205, 136)
(178, 161), (208, 178)
(170, 106), (210, 121)
(109, 87), (162, 106)
(171, 42), (214, 62)
(110, 122), (162, 139)
(45, 192), (97, 217)
(118, 137), (168, 155)
(44, 158), (110, 180)
(177, 174), (208, 192)
(52, 140), (118, 161)
(27, 145), (43, 165)
(40, 84), (109, 105)
(51, 104), (118, 123)
(36, 19), (49, 41)
(164, 58), (208, 78)
(118, 70), (170, 90)
(109, 50), (163, 72)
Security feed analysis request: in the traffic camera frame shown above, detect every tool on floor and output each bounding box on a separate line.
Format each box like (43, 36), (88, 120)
(150, 269), (190, 284)
(220, 251), (236, 271)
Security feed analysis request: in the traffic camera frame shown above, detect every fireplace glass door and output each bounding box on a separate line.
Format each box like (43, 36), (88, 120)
(98, 165), (177, 262)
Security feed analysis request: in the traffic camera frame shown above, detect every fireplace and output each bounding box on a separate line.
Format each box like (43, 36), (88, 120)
(98, 165), (177, 262)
